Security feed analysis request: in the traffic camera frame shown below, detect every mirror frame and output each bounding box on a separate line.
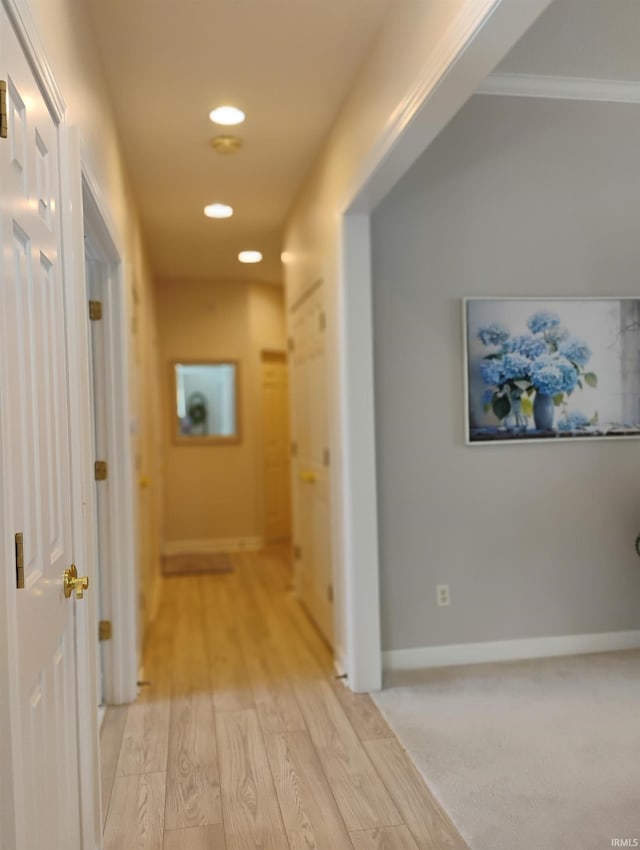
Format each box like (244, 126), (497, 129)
(170, 359), (242, 445)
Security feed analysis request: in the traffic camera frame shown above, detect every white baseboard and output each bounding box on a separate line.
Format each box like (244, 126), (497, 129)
(163, 537), (264, 556)
(383, 630), (640, 672)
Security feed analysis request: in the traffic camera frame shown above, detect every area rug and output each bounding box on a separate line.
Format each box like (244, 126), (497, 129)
(373, 651), (640, 850)
(162, 552), (233, 576)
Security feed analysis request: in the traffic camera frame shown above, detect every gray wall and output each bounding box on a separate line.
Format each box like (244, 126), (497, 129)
(371, 95), (640, 652)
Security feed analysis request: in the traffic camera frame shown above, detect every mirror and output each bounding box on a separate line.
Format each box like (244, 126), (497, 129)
(172, 361), (240, 443)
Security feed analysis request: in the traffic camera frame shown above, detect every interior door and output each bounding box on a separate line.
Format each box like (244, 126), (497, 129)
(0, 8), (82, 849)
(289, 283), (333, 644)
(261, 351), (292, 543)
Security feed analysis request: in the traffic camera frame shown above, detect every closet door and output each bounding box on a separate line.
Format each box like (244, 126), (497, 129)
(0, 7), (82, 848)
(289, 282), (333, 644)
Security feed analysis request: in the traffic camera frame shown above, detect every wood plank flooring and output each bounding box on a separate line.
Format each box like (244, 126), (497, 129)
(101, 550), (468, 850)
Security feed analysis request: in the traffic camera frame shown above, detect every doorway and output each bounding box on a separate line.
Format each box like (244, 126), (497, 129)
(79, 167), (138, 707)
(84, 232), (111, 716)
(260, 351), (292, 546)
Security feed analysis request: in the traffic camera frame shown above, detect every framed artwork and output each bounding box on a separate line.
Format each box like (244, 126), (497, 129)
(171, 360), (241, 445)
(464, 298), (640, 444)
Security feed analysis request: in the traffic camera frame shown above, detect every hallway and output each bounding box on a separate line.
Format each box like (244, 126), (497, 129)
(99, 551), (467, 849)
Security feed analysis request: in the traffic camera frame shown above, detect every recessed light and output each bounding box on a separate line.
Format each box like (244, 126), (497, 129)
(209, 105), (245, 126)
(204, 203), (233, 219)
(238, 250), (262, 264)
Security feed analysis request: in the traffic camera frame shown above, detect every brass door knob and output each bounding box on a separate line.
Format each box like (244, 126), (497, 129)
(63, 564), (89, 600)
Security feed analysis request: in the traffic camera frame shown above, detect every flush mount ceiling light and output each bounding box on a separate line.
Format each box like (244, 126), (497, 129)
(209, 105), (246, 126)
(204, 203), (233, 219)
(210, 135), (243, 155)
(238, 250), (262, 264)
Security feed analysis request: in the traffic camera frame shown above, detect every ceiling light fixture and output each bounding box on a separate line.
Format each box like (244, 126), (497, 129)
(209, 105), (246, 126)
(204, 203), (233, 219)
(238, 251), (262, 264)
(210, 135), (243, 155)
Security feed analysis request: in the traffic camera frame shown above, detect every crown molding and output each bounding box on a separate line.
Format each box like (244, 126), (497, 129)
(478, 72), (640, 104)
(344, 0), (553, 213)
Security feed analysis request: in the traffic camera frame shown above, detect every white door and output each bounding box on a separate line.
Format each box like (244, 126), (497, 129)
(0, 8), (82, 849)
(289, 283), (333, 644)
(261, 351), (292, 543)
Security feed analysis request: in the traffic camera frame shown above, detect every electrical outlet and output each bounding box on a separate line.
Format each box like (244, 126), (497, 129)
(436, 584), (450, 607)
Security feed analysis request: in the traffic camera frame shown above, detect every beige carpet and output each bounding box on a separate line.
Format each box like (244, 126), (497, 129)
(162, 552), (233, 576)
(373, 651), (640, 850)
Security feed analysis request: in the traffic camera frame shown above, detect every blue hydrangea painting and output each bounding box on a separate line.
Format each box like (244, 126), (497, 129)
(465, 299), (640, 443)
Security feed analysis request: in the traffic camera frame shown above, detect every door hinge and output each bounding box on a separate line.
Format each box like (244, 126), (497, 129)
(293, 544), (302, 560)
(287, 337), (295, 353)
(95, 460), (108, 481)
(327, 584), (334, 603)
(319, 310), (326, 332)
(98, 620), (112, 641)
(323, 447), (330, 467)
(15, 532), (24, 589)
(1, 81), (7, 140)
(89, 300), (103, 321)
(291, 441), (298, 457)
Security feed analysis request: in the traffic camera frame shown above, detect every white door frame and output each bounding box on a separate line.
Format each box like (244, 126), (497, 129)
(64, 129), (138, 848)
(77, 146), (138, 706)
(337, 0), (554, 692)
(62, 129), (103, 850)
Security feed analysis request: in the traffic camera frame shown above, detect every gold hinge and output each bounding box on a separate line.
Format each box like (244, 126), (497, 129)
(15, 532), (24, 589)
(1, 81), (7, 140)
(95, 460), (108, 481)
(327, 584), (334, 603)
(287, 337), (295, 353)
(291, 441), (298, 457)
(89, 300), (103, 321)
(293, 544), (302, 560)
(98, 620), (112, 641)
(323, 447), (330, 467)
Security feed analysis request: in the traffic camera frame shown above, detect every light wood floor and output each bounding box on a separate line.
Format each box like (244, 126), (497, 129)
(101, 550), (468, 850)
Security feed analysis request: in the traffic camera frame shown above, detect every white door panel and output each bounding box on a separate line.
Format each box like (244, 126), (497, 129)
(0, 7), (81, 848)
(290, 284), (333, 644)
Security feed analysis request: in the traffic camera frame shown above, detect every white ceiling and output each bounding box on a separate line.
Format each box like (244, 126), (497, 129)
(87, 0), (390, 284)
(497, 0), (640, 81)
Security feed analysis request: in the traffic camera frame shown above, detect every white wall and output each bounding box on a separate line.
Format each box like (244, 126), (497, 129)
(371, 94), (640, 652)
(283, 0), (551, 678)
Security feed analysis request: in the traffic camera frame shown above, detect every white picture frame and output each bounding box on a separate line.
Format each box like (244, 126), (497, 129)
(463, 297), (640, 445)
